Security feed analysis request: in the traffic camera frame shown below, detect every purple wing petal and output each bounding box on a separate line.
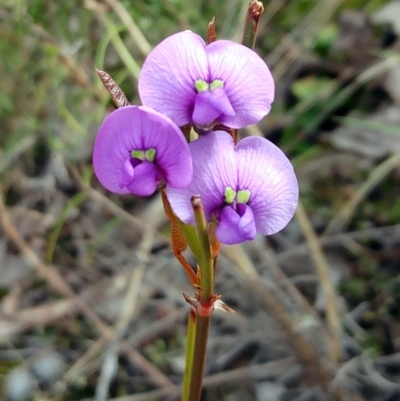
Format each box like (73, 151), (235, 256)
(137, 106), (192, 189)
(216, 204), (256, 244)
(93, 106), (144, 194)
(138, 31), (209, 126)
(207, 40), (275, 128)
(192, 91), (223, 126)
(235, 137), (298, 235)
(166, 131), (237, 224)
(126, 162), (158, 196)
(120, 159), (135, 188)
(192, 88), (234, 126)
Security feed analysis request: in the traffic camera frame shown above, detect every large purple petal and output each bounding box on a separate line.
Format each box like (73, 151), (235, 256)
(139, 31), (209, 126)
(235, 136), (298, 235)
(93, 106), (144, 194)
(137, 106), (192, 188)
(166, 131), (237, 224)
(207, 40), (275, 128)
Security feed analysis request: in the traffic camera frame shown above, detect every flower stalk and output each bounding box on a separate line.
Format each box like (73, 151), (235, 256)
(186, 196), (215, 401)
(188, 312), (212, 401)
(192, 195), (214, 302)
(182, 308), (197, 401)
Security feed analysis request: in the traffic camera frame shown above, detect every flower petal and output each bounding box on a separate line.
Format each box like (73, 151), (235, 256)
(166, 131), (237, 223)
(192, 91), (222, 126)
(93, 106), (144, 194)
(126, 161), (158, 196)
(216, 204), (256, 244)
(137, 106), (193, 189)
(139, 31), (209, 126)
(235, 137), (298, 235)
(119, 159), (135, 188)
(207, 40), (275, 128)
(192, 88), (235, 126)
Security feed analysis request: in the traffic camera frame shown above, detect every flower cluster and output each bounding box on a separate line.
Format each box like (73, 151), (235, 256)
(93, 30), (298, 245)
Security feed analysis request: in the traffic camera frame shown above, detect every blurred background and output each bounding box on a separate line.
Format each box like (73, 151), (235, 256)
(1, 0), (400, 400)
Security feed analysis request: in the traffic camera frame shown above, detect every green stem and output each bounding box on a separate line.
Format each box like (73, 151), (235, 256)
(193, 196), (213, 302)
(242, 1), (264, 49)
(186, 196), (215, 401)
(188, 313), (211, 401)
(182, 308), (196, 401)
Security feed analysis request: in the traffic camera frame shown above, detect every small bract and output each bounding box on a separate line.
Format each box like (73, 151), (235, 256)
(138, 30), (275, 131)
(166, 132), (298, 245)
(93, 106), (193, 196)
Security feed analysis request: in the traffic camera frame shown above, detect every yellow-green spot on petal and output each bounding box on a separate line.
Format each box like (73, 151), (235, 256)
(195, 79), (209, 92)
(224, 187), (236, 204)
(145, 148), (156, 162)
(131, 150), (145, 160)
(210, 79), (224, 92)
(237, 189), (250, 204)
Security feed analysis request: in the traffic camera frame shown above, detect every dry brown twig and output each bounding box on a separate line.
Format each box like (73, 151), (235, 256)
(220, 243), (369, 401)
(0, 184), (173, 390)
(95, 225), (154, 401)
(250, 241), (327, 331)
(69, 165), (166, 242)
(295, 201), (342, 364)
(323, 153), (400, 236)
(102, 0), (152, 57)
(270, 0), (345, 78)
(219, 243), (334, 388)
(276, 224), (400, 264)
(0, 299), (75, 342)
(98, 357), (295, 401)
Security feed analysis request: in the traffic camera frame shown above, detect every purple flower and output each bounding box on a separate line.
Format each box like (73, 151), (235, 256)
(166, 132), (298, 245)
(93, 105), (193, 197)
(138, 30), (274, 131)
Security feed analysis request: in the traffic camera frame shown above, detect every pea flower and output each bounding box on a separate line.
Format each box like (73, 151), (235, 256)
(93, 105), (193, 197)
(166, 132), (298, 245)
(138, 30), (274, 131)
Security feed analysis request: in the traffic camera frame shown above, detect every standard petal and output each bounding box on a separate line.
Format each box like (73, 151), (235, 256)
(207, 40), (275, 128)
(166, 131), (238, 224)
(235, 137), (298, 235)
(137, 106), (192, 188)
(93, 106), (145, 194)
(139, 31), (209, 126)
